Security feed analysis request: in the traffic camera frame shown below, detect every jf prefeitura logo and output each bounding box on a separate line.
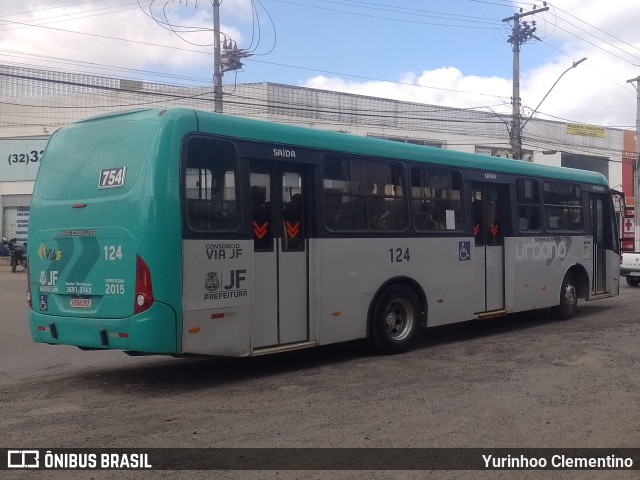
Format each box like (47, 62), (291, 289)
(203, 269), (247, 301)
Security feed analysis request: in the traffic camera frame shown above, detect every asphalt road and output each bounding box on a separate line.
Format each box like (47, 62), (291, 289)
(1, 265), (639, 480)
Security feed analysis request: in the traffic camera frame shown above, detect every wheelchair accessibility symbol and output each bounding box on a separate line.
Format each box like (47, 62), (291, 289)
(39, 295), (48, 312)
(459, 241), (471, 261)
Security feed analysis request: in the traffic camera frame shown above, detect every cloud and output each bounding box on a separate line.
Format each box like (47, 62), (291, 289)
(302, 46), (639, 127)
(304, 67), (512, 111)
(301, 0), (640, 127)
(0, 1), (244, 80)
(2, 1), (639, 127)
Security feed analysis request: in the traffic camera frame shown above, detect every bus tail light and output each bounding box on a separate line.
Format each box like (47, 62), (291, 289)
(134, 255), (154, 314)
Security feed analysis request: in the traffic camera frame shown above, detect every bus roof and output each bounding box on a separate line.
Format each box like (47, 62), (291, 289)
(77, 108), (611, 186)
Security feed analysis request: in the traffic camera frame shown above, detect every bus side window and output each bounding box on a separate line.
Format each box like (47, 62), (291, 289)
(322, 155), (406, 232)
(328, 199), (365, 230)
(184, 137), (239, 232)
(472, 190), (484, 244)
(322, 156), (366, 231)
(411, 166), (464, 232)
(283, 193), (304, 251)
(250, 177), (273, 250)
(516, 178), (541, 232)
(543, 181), (582, 232)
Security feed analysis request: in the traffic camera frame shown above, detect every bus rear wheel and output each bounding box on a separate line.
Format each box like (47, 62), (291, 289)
(555, 274), (578, 320)
(368, 285), (422, 354)
(625, 276), (640, 287)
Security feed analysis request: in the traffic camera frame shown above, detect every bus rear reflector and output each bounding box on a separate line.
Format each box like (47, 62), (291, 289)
(26, 279), (32, 309)
(133, 255), (154, 315)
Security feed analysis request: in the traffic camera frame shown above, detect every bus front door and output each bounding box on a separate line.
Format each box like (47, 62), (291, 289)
(472, 183), (507, 313)
(250, 163), (309, 349)
(591, 194), (611, 294)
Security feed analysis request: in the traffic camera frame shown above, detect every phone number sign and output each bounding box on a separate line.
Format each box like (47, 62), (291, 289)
(0, 139), (48, 181)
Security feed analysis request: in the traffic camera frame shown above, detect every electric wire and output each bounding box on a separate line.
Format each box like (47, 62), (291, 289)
(0, 0), (637, 133)
(268, 0), (502, 29)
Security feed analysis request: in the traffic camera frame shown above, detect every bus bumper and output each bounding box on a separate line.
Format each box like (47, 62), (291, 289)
(29, 302), (178, 354)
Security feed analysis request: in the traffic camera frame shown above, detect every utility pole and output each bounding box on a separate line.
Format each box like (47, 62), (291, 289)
(213, 0), (223, 113)
(212, 0), (251, 114)
(503, 4), (549, 159)
(627, 76), (640, 250)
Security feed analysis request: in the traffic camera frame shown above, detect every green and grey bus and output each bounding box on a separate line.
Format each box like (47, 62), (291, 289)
(27, 108), (620, 356)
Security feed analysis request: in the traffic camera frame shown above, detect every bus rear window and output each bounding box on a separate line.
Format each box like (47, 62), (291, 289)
(40, 120), (158, 200)
(184, 137), (239, 232)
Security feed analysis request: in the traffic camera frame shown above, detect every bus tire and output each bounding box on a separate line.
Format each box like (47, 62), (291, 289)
(625, 276), (640, 287)
(555, 274), (578, 320)
(368, 285), (422, 355)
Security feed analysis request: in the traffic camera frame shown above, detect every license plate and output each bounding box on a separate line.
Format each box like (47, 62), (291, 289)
(70, 298), (92, 308)
(630, 272), (640, 276)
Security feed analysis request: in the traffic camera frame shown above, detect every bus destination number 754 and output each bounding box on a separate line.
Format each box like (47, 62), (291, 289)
(99, 167), (127, 189)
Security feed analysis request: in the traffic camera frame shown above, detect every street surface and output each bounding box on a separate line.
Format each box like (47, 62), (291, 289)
(1, 265), (639, 479)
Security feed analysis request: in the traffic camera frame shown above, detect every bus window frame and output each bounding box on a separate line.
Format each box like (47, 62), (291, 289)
(542, 180), (585, 233)
(515, 177), (542, 234)
(410, 165), (466, 234)
(321, 154), (409, 234)
(181, 134), (244, 238)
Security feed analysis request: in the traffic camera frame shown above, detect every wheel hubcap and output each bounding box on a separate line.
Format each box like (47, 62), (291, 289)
(563, 285), (576, 309)
(384, 299), (415, 341)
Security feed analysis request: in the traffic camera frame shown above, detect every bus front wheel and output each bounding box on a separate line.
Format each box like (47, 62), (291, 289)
(555, 274), (578, 320)
(368, 285), (422, 354)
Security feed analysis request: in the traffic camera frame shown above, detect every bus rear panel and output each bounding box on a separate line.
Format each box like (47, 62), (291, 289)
(28, 110), (189, 354)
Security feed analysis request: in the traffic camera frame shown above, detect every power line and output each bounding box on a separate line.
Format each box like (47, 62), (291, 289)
(0, 0), (637, 128)
(0, 68), (504, 123)
(548, 2), (640, 58)
(0, 1), (153, 31)
(0, 72), (629, 160)
(290, 0), (503, 25)
(268, 0), (502, 29)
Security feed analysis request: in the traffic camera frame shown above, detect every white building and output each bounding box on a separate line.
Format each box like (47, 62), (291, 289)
(0, 64), (631, 240)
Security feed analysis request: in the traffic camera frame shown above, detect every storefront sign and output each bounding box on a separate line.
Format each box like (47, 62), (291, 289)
(565, 123), (605, 138)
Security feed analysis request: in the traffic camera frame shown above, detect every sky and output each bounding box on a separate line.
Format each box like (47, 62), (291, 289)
(1, 0), (640, 128)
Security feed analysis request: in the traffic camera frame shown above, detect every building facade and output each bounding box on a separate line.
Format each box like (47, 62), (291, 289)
(0, 64), (632, 240)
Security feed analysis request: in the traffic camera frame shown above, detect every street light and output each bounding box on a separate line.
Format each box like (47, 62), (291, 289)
(509, 57), (587, 159)
(520, 57), (588, 132)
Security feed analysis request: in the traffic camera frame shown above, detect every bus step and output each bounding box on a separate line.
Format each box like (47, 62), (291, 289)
(589, 293), (614, 301)
(252, 341), (318, 356)
(474, 309), (509, 320)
